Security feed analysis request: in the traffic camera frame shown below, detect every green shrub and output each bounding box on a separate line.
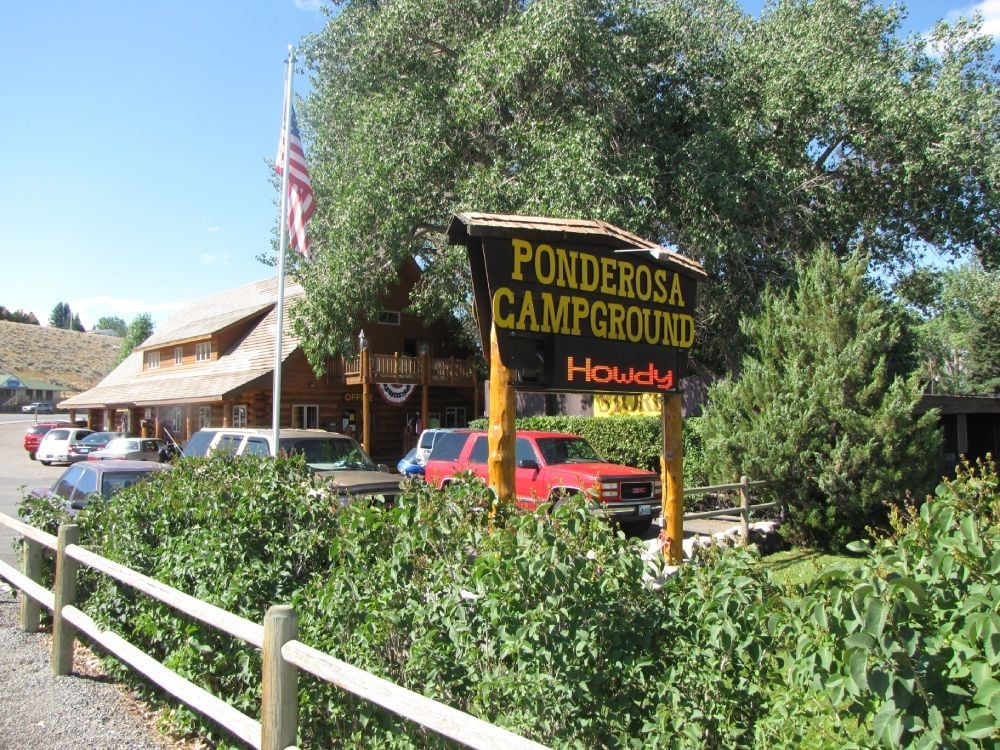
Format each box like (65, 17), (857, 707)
(70, 452), (788, 748)
(697, 249), (941, 549)
(761, 459), (1000, 749)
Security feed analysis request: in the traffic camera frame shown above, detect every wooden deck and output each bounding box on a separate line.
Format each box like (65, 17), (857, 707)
(337, 352), (477, 387)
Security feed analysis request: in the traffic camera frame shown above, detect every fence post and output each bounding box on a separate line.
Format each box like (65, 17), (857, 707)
(262, 605), (298, 750)
(739, 475), (750, 545)
(19, 537), (43, 632)
(52, 524), (79, 676)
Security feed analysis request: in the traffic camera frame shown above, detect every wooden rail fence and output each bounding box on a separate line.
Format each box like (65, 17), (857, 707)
(0, 511), (548, 750)
(683, 475), (779, 542)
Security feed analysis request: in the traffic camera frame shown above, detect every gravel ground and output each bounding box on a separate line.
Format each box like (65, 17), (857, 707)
(0, 583), (200, 750)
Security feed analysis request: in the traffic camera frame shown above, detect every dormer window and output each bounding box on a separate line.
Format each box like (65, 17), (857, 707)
(174, 346), (184, 365)
(376, 310), (401, 325)
(196, 342), (212, 362)
(144, 351), (160, 369)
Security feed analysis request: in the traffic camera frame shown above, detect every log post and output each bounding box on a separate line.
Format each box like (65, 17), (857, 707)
(52, 524), (80, 676)
(19, 537), (42, 632)
(487, 322), (515, 515)
(261, 605), (298, 750)
(739, 475), (750, 544)
(661, 393), (684, 564)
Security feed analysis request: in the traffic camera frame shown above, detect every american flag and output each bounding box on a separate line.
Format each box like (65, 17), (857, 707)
(275, 105), (315, 256)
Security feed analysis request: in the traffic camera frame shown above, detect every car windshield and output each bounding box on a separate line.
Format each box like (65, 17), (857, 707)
(281, 437), (377, 471)
(536, 437), (603, 465)
(47, 429), (70, 440)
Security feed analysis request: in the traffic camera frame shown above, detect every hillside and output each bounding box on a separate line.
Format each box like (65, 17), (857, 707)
(0, 321), (122, 392)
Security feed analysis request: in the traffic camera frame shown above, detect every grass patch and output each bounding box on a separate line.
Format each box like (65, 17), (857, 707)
(757, 547), (865, 589)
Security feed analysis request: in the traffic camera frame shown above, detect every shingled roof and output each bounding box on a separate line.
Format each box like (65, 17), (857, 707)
(61, 277), (303, 409)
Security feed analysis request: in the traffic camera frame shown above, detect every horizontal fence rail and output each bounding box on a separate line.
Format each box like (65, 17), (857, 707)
(0, 511), (548, 750)
(682, 475), (779, 543)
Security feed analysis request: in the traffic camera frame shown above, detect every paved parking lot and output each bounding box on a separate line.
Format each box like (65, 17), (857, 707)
(0, 414), (71, 570)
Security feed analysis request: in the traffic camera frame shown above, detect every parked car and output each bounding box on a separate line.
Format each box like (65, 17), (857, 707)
(423, 430), (662, 532)
(182, 427), (402, 503)
(67, 431), (126, 462)
(396, 447), (425, 476)
(21, 401), (54, 414)
(87, 437), (172, 462)
(414, 427), (462, 465)
(31, 459), (170, 514)
(36, 427), (95, 466)
(23, 421), (73, 460)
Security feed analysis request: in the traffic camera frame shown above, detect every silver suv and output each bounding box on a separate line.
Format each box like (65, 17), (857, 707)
(181, 428), (402, 503)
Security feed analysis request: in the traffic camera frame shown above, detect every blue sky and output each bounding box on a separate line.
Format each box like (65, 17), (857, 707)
(0, 1), (996, 331)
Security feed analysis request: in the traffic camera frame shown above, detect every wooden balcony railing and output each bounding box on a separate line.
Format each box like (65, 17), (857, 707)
(336, 352), (477, 387)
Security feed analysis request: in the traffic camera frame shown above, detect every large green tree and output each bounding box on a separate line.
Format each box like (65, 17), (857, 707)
(95, 315), (128, 338)
(290, 0), (998, 375)
(696, 248), (941, 548)
(903, 261), (1000, 394)
(118, 313), (154, 364)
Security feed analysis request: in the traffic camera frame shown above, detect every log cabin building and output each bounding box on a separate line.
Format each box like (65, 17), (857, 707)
(60, 267), (481, 463)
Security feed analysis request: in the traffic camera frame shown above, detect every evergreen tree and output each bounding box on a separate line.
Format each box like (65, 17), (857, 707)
(696, 247), (941, 548)
(49, 302), (72, 329)
(71, 313), (84, 332)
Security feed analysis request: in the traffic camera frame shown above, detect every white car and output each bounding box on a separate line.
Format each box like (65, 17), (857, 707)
(36, 427), (94, 466)
(87, 437), (172, 462)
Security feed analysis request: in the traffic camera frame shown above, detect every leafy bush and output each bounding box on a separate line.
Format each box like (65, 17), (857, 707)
(760, 459), (1000, 748)
(69, 452), (786, 748)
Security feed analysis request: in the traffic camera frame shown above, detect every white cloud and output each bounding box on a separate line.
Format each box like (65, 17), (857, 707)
(200, 252), (231, 265)
(293, 0), (323, 11)
(949, 1), (1000, 40)
(69, 296), (186, 329)
(206, 226), (221, 233)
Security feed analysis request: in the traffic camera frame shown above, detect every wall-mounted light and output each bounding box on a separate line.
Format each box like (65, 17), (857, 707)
(358, 329), (367, 352)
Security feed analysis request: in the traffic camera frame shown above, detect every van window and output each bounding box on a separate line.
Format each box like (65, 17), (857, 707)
(429, 432), (470, 461)
(182, 430), (218, 458)
(244, 437), (270, 456)
(469, 436), (488, 464)
(215, 434), (243, 456)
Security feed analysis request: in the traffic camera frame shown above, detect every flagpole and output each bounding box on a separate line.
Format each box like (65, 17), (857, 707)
(272, 46), (295, 450)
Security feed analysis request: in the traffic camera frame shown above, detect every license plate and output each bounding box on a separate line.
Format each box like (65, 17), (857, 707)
(638, 504), (651, 516)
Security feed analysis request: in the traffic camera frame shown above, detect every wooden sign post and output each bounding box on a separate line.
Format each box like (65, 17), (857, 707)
(487, 322), (516, 513)
(661, 392), (684, 563)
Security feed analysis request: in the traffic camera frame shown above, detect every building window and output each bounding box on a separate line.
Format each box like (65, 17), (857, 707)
(196, 342), (212, 362)
(199, 406), (212, 428)
(292, 404), (319, 429)
(444, 406), (466, 428)
(376, 310), (401, 325)
(144, 351), (160, 369)
(232, 404), (248, 428)
(174, 346), (184, 365)
(169, 407), (184, 437)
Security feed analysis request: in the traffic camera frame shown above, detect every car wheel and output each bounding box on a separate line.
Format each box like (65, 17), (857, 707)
(40, 460), (51, 466)
(28, 452), (36, 461)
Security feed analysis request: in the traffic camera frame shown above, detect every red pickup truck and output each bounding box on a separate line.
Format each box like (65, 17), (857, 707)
(423, 429), (661, 531)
